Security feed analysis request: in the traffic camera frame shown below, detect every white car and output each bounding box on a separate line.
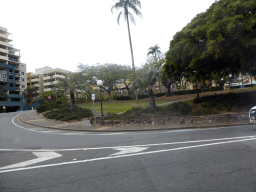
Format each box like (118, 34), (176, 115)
(249, 106), (256, 123)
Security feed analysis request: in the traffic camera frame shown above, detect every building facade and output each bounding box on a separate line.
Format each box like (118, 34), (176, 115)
(27, 66), (71, 95)
(0, 26), (27, 112)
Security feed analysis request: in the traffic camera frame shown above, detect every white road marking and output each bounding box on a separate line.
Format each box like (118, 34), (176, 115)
(0, 152), (62, 170)
(110, 146), (148, 156)
(1, 137), (255, 174)
(1, 134), (256, 152)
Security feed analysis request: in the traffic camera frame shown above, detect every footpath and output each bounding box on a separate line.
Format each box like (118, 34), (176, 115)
(18, 111), (251, 132)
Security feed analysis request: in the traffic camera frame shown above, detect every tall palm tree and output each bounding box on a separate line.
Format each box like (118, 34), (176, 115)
(111, 0), (142, 104)
(147, 44), (161, 59)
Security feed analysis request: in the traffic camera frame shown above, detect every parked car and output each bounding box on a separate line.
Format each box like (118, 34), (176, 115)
(249, 106), (256, 123)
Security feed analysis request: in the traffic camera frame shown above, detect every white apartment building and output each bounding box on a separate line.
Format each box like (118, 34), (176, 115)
(27, 66), (71, 95)
(0, 26), (27, 111)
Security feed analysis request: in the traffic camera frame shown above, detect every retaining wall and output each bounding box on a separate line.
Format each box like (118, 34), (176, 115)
(90, 112), (249, 127)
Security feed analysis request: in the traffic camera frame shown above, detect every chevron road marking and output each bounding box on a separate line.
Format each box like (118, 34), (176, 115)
(0, 152), (62, 170)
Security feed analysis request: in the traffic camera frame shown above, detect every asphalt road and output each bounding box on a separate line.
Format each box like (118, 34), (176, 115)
(1, 111), (256, 192)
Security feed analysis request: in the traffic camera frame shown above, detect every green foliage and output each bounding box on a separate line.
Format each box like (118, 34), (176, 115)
(44, 106), (93, 121)
(115, 95), (132, 101)
(191, 107), (217, 116)
(164, 0), (256, 87)
(164, 102), (192, 115)
(36, 103), (56, 113)
(0, 85), (7, 99)
(24, 86), (39, 104)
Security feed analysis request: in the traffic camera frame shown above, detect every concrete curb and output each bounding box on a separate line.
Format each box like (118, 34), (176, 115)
(18, 114), (251, 132)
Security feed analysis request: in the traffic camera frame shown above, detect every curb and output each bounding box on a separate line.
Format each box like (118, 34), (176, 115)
(18, 115), (251, 132)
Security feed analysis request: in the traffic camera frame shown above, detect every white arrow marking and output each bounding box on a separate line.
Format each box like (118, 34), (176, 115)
(110, 146), (148, 156)
(0, 152), (62, 170)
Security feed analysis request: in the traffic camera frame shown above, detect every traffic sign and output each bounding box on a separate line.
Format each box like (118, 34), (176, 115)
(92, 94), (95, 100)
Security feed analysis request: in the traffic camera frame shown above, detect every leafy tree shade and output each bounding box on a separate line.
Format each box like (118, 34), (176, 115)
(111, 0), (142, 104)
(164, 0), (256, 97)
(23, 86), (39, 105)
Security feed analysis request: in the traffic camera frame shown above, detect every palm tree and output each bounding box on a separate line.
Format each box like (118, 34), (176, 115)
(147, 44), (162, 92)
(111, 0), (142, 104)
(56, 73), (90, 111)
(147, 44), (161, 59)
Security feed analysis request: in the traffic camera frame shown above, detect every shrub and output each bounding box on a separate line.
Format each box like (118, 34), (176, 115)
(44, 106), (93, 122)
(191, 107), (217, 116)
(36, 103), (55, 113)
(155, 93), (166, 97)
(116, 95), (132, 101)
(165, 102), (192, 115)
(138, 94), (149, 99)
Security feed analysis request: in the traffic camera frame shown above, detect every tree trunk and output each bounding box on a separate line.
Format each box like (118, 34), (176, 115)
(70, 92), (75, 111)
(126, 12), (138, 104)
(159, 80), (161, 93)
(149, 89), (155, 108)
(108, 91), (112, 101)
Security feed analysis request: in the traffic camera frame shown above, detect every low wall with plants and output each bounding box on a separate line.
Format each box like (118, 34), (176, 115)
(90, 112), (249, 127)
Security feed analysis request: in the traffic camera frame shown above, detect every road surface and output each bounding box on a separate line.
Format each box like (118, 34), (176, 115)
(1, 111), (256, 192)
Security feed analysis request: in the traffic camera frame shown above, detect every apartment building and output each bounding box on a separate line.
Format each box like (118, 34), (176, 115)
(27, 66), (71, 95)
(0, 26), (27, 112)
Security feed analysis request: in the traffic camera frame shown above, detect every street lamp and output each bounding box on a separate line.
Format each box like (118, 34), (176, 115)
(97, 80), (104, 117)
(229, 74), (232, 89)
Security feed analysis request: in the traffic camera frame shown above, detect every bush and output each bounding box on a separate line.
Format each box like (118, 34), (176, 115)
(191, 107), (217, 116)
(36, 103), (55, 113)
(138, 94), (149, 99)
(165, 102), (192, 115)
(116, 95), (132, 101)
(155, 93), (166, 97)
(44, 106), (93, 122)
(0, 107), (6, 113)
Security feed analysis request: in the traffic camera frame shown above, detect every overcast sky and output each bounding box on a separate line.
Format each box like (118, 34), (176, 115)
(1, 0), (216, 73)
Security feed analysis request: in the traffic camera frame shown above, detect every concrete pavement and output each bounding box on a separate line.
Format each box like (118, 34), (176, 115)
(18, 111), (251, 132)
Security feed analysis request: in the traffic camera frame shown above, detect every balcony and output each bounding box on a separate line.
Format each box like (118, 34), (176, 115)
(0, 48), (8, 54)
(15, 73), (20, 77)
(15, 80), (20, 84)
(0, 55), (8, 61)
(15, 87), (20, 91)
(9, 72), (13, 75)
(0, 78), (7, 82)
(44, 81), (58, 86)
(9, 51), (20, 57)
(9, 79), (13, 83)
(8, 57), (20, 63)
(31, 78), (39, 82)
(0, 33), (12, 41)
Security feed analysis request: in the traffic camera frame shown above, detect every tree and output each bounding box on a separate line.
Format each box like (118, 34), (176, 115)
(56, 73), (91, 111)
(111, 0), (143, 104)
(164, 0), (256, 97)
(0, 85), (7, 100)
(147, 44), (161, 59)
(118, 65), (133, 95)
(23, 86), (39, 105)
(136, 64), (160, 108)
(78, 63), (124, 100)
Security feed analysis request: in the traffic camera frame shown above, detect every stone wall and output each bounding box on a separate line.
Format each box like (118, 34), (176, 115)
(90, 112), (249, 127)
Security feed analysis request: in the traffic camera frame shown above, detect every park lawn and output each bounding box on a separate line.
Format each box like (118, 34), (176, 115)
(79, 100), (169, 114)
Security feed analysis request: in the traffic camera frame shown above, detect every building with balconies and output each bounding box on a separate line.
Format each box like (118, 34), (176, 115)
(0, 26), (27, 112)
(27, 66), (71, 96)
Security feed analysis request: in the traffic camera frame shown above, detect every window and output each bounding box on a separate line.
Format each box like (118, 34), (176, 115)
(21, 65), (24, 69)
(22, 78), (24, 82)
(21, 72), (24, 75)
(22, 85), (25, 88)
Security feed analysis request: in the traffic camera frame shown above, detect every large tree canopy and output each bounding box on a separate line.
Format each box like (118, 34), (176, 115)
(164, 0), (256, 87)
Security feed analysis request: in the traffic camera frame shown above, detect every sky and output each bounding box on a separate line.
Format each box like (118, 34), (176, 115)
(1, 0), (216, 73)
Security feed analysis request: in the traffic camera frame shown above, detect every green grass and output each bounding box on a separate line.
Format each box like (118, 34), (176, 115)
(79, 100), (170, 114)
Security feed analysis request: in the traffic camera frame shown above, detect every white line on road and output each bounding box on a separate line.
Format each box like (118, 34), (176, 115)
(1, 137), (256, 174)
(0, 152), (62, 170)
(0, 135), (255, 152)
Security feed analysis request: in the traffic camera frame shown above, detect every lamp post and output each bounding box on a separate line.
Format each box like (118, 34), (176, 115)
(97, 80), (104, 117)
(229, 74), (232, 89)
